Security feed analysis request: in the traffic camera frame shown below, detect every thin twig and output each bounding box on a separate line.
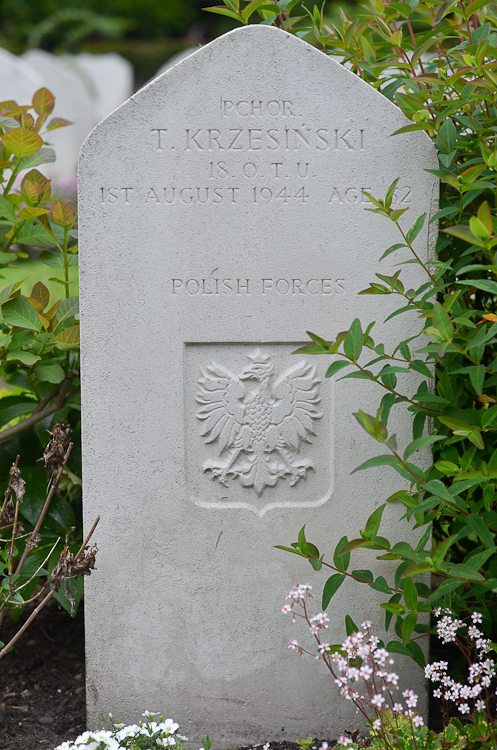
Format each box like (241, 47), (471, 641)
(0, 516), (100, 659)
(74, 516), (100, 562)
(0, 538), (61, 615)
(0, 377), (79, 444)
(8, 496), (20, 593)
(15, 443), (73, 575)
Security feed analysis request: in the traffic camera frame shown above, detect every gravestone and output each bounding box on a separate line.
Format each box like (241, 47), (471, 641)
(0, 47), (44, 105)
(79, 26), (438, 746)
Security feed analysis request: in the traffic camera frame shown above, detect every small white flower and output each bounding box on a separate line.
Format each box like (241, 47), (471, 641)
(75, 731), (93, 745)
(393, 703), (403, 712)
(263, 743), (271, 750)
(288, 640), (298, 650)
(116, 725), (140, 741)
(459, 703), (470, 714)
(55, 743), (74, 750)
(338, 736), (353, 746)
(319, 743), (329, 750)
(93, 730), (112, 742)
(471, 612), (483, 624)
(162, 719), (180, 734)
(413, 716), (424, 728)
(476, 700), (486, 712)
(372, 720), (381, 730)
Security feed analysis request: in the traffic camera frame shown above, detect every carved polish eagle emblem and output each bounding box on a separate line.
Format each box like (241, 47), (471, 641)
(196, 349), (322, 495)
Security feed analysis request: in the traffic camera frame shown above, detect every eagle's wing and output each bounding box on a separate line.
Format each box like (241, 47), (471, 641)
(196, 362), (246, 452)
(270, 359), (322, 450)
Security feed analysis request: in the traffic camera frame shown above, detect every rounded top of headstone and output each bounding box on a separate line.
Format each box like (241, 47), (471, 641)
(81, 23), (432, 153)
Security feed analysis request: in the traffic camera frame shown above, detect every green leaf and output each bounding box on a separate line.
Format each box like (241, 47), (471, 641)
(15, 222), (58, 249)
(274, 545), (306, 557)
(439, 118), (457, 153)
(364, 504), (385, 541)
(409, 360), (433, 378)
(0, 280), (26, 306)
(406, 214), (426, 245)
(6, 350), (41, 366)
(447, 563), (484, 582)
(457, 279), (497, 294)
(404, 435), (445, 460)
(202, 5), (242, 19)
(351, 569), (374, 583)
(2, 297), (42, 330)
(391, 123), (434, 136)
(333, 536), (350, 572)
(0, 116), (20, 131)
(343, 318), (363, 360)
(34, 362), (65, 383)
(322, 574), (346, 609)
(469, 365), (485, 396)
(432, 301), (454, 341)
(380, 243), (407, 261)
(381, 602), (406, 615)
(0, 395), (36, 429)
(432, 535), (457, 568)
(56, 296), (79, 324)
(325, 360), (351, 377)
(345, 615), (359, 636)
(403, 577), (418, 610)
(385, 640), (411, 658)
(369, 576), (391, 594)
(298, 525), (307, 556)
(406, 640), (426, 668)
(18, 147), (56, 171)
(2, 127), (42, 157)
(467, 513), (495, 549)
(401, 612), (417, 644)
(0, 195), (15, 222)
(352, 455), (401, 473)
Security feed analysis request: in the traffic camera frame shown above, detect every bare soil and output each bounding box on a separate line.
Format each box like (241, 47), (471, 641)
(0, 598), (85, 750)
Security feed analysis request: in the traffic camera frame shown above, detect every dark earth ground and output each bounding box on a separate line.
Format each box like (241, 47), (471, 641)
(0, 599), (443, 750)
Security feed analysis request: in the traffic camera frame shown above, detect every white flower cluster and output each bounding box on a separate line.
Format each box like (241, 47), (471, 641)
(55, 712), (190, 750)
(426, 610), (494, 715)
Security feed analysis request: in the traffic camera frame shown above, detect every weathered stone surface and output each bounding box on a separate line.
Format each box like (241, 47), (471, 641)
(79, 25), (438, 746)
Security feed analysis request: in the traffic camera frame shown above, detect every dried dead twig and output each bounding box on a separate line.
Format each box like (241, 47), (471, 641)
(16, 434), (73, 576)
(0, 515), (100, 659)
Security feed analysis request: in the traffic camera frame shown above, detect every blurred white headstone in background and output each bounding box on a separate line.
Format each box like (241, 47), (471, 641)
(0, 48), (133, 183)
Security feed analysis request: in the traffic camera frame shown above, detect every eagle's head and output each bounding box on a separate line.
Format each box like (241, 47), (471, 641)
(240, 349), (274, 381)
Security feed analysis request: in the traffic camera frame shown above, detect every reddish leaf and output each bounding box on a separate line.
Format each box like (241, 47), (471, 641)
(31, 281), (50, 310)
(51, 201), (74, 228)
(27, 296), (44, 313)
(55, 324), (80, 346)
(32, 88), (55, 116)
(45, 117), (73, 132)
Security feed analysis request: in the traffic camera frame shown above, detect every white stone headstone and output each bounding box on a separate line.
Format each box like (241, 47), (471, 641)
(21, 50), (96, 180)
(64, 52), (133, 124)
(79, 26), (438, 746)
(0, 47), (44, 104)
